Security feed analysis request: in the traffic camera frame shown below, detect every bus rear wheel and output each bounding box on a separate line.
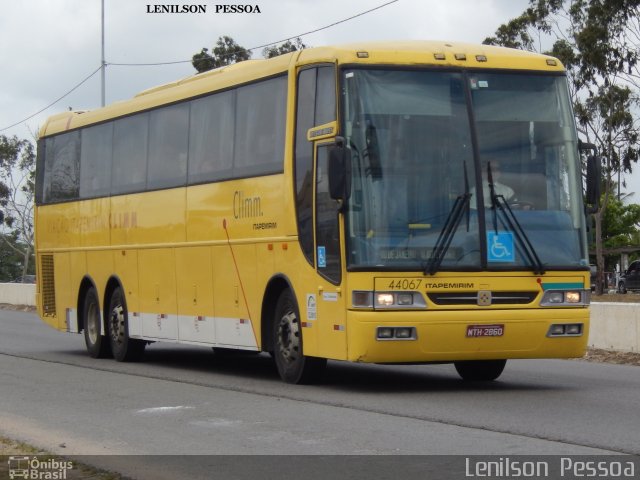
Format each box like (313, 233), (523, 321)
(108, 286), (145, 362)
(273, 290), (326, 384)
(454, 359), (506, 381)
(83, 287), (111, 358)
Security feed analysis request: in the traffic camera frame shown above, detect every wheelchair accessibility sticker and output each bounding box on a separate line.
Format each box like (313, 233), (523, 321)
(317, 246), (326, 268)
(487, 231), (515, 262)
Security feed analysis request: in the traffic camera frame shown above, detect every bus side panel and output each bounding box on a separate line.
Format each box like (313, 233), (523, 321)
(111, 190), (186, 247)
(68, 250), (87, 332)
(79, 198), (110, 248)
(175, 246), (216, 343)
(36, 203), (81, 251)
(53, 252), (72, 332)
(138, 248), (178, 340)
(212, 243), (259, 348)
(113, 249), (141, 337)
(86, 249), (114, 311)
(282, 250), (318, 357)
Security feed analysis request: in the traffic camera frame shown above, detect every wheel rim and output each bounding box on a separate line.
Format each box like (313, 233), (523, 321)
(87, 302), (100, 344)
(110, 304), (125, 345)
(276, 311), (300, 364)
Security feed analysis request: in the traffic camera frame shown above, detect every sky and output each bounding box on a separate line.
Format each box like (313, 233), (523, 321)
(1, 0), (638, 199)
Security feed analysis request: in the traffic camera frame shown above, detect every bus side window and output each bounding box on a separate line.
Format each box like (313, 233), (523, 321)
(43, 131), (81, 203)
(80, 122), (113, 199)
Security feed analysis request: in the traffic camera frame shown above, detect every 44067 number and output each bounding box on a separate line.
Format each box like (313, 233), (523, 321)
(387, 279), (423, 290)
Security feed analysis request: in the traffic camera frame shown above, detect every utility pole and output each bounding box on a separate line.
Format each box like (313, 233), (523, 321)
(101, 0), (106, 107)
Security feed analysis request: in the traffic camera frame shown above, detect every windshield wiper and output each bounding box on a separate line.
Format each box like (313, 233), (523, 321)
(487, 162), (545, 275)
(424, 162), (471, 275)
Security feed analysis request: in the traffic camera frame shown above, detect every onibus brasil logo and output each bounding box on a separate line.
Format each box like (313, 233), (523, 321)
(8, 456), (73, 480)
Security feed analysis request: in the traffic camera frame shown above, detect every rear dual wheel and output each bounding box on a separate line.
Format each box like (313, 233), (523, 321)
(83, 287), (111, 358)
(108, 287), (146, 362)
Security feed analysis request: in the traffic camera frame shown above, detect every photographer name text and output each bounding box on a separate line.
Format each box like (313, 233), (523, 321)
(146, 4), (261, 14)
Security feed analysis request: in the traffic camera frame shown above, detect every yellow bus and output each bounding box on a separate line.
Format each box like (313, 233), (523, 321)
(35, 41), (597, 384)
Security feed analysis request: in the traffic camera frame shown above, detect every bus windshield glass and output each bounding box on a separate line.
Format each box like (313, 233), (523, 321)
(342, 68), (588, 271)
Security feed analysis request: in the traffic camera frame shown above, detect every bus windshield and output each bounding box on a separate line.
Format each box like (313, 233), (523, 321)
(342, 68), (588, 271)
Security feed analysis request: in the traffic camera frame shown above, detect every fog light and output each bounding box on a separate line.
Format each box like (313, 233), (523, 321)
(395, 327), (413, 339)
(549, 324), (565, 336)
(565, 291), (581, 303)
(566, 324), (582, 335)
(376, 293), (395, 306)
(396, 293), (413, 306)
(377, 327), (394, 339)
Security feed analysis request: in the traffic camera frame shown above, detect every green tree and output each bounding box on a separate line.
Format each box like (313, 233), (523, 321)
(192, 35), (251, 73)
(484, 0), (640, 294)
(0, 135), (35, 282)
(602, 196), (640, 251)
(262, 37), (307, 59)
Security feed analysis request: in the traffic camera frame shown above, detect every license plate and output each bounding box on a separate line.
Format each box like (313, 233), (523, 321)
(466, 324), (504, 337)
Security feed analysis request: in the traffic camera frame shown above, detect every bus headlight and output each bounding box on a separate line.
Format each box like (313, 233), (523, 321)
(376, 293), (395, 306)
(352, 291), (373, 308)
(396, 293), (414, 305)
(565, 291), (581, 303)
(352, 291), (427, 309)
(541, 290), (589, 307)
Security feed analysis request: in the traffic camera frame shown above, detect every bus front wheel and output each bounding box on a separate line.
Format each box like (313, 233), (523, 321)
(454, 359), (506, 381)
(108, 287), (145, 362)
(273, 290), (326, 384)
(83, 287), (111, 358)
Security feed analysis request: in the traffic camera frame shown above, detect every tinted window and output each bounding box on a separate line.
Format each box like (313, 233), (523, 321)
(295, 68), (317, 264)
(112, 113), (149, 194)
(43, 131), (80, 203)
(148, 103), (189, 189)
(234, 76), (287, 177)
(188, 90), (235, 183)
(315, 145), (341, 284)
(315, 66), (336, 125)
(80, 122), (112, 198)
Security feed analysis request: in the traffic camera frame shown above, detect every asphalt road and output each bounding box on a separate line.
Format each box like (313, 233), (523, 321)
(1, 310), (639, 478)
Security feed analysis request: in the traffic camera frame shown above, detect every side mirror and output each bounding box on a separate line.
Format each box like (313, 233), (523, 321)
(585, 155), (601, 213)
(328, 139), (351, 203)
(579, 140), (601, 213)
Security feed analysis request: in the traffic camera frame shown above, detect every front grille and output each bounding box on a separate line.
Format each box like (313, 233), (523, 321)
(427, 291), (538, 306)
(40, 255), (56, 316)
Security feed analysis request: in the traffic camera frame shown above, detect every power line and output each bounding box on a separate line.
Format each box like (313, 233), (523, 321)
(0, 65), (103, 133)
(108, 0), (399, 67)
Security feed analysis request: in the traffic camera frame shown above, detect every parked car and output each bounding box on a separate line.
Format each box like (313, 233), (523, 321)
(617, 260), (640, 293)
(590, 265), (597, 291)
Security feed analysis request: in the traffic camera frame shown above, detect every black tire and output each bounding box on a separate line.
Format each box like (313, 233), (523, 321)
(272, 290), (326, 384)
(454, 359), (506, 381)
(83, 287), (111, 358)
(108, 286), (145, 362)
(618, 281), (627, 294)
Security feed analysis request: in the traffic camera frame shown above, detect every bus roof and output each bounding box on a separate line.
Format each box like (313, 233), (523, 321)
(40, 40), (564, 137)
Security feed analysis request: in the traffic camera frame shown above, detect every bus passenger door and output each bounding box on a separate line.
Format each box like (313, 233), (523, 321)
(314, 143), (347, 360)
